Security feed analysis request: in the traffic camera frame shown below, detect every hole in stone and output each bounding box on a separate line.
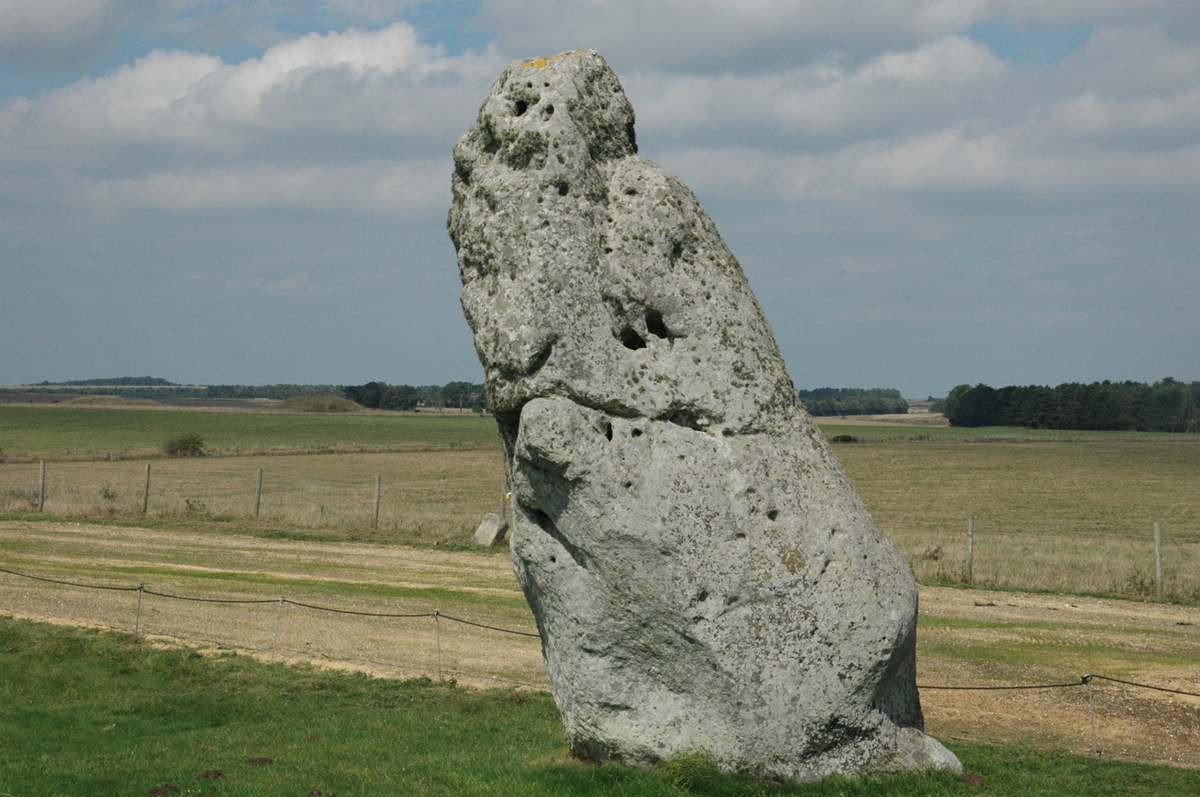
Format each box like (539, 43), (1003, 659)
(722, 428), (735, 437)
(544, 104), (554, 117)
(671, 241), (683, 260)
(619, 328), (646, 350)
(645, 308), (669, 339)
(697, 590), (709, 603)
(664, 410), (703, 430)
(515, 100), (528, 116)
(604, 422), (613, 441)
(735, 533), (746, 539)
(549, 555), (556, 563)
(527, 81), (533, 88)
(767, 509), (780, 521)
(631, 428), (643, 438)
(726, 594), (739, 604)
(557, 182), (569, 196)
(623, 481), (633, 489)
(624, 186), (638, 196)
(604, 247), (613, 254)
(537, 196), (544, 204)
(527, 338), (554, 375)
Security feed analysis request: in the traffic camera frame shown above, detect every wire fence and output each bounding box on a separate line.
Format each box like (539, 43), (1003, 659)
(0, 459), (503, 536)
(2, 459), (1199, 601)
(1, 564), (1197, 763)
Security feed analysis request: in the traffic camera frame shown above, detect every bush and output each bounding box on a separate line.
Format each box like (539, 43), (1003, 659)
(163, 432), (204, 457)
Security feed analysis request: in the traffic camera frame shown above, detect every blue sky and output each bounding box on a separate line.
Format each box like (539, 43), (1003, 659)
(1, 1), (1197, 396)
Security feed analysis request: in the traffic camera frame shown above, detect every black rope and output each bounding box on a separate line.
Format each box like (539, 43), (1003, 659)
(0, 566), (139, 592)
(919, 679), (1086, 691)
(282, 599), (430, 618)
(143, 589), (279, 604)
(437, 613), (541, 638)
(1088, 674), (1200, 699)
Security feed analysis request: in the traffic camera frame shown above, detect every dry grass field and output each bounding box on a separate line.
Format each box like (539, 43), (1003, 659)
(4, 428), (1196, 601)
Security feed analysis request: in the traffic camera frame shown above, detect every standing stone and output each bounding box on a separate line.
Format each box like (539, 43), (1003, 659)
(447, 49), (960, 783)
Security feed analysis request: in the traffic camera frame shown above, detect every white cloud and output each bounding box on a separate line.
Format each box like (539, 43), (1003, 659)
(0, 22), (502, 212)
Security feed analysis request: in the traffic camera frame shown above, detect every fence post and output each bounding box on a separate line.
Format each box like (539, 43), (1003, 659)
(254, 469), (263, 517)
(272, 596), (284, 662)
(37, 461), (45, 511)
(964, 515), (974, 583)
(1154, 521), (1163, 601)
(373, 475), (381, 527)
(134, 582), (144, 640)
(434, 610), (442, 681)
(1084, 674), (1099, 758)
(141, 463), (151, 514)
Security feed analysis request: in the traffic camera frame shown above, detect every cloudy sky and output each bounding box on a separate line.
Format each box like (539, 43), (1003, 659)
(1, 1), (1196, 397)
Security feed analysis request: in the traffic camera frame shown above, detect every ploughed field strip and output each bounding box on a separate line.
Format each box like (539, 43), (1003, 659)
(1, 519), (1198, 767)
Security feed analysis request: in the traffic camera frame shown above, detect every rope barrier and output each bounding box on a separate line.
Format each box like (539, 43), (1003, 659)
(438, 613), (541, 638)
(142, 589), (280, 605)
(0, 566), (140, 592)
(919, 679), (1086, 691)
(1087, 674), (1200, 699)
(281, 599), (430, 619)
(4, 566), (1199, 693)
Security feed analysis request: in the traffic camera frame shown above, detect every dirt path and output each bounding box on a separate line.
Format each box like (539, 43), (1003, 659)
(2, 520), (1197, 767)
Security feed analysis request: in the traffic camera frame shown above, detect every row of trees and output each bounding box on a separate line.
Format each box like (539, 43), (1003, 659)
(795, 388), (909, 417)
(943, 378), (1200, 432)
(342, 381), (487, 412)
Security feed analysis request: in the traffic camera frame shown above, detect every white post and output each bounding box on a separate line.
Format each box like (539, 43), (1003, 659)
(1154, 521), (1163, 601)
(37, 461), (45, 511)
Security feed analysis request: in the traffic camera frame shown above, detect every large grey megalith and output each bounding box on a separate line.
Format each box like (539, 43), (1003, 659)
(447, 49), (961, 783)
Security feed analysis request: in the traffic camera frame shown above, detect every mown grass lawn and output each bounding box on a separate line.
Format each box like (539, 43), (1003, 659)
(3, 617), (1197, 797)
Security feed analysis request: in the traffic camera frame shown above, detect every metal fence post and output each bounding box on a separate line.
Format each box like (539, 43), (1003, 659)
(141, 463), (151, 514)
(1084, 674), (1099, 758)
(1154, 521), (1163, 600)
(965, 515), (974, 583)
(373, 476), (381, 527)
(272, 596), (285, 662)
(434, 611), (442, 681)
(134, 582), (145, 640)
(254, 468), (263, 517)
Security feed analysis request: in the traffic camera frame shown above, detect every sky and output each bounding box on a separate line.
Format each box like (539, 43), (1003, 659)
(1, 1), (1197, 398)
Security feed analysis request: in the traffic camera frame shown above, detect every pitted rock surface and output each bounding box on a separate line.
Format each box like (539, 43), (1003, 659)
(447, 49), (960, 782)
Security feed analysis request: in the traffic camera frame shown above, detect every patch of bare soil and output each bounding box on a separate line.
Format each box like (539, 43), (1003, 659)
(1, 521), (1197, 767)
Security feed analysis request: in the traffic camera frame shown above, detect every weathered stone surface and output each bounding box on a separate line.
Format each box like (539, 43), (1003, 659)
(447, 49), (960, 783)
(473, 512), (509, 547)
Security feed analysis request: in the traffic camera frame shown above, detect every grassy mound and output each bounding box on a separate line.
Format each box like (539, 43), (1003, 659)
(273, 395), (365, 413)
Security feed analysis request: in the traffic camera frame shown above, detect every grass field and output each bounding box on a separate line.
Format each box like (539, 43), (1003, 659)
(2, 615), (1198, 796)
(0, 405), (499, 460)
(3, 408), (1197, 600)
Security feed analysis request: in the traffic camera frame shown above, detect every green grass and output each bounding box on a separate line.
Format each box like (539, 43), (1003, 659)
(0, 406), (499, 458)
(2, 617), (1197, 797)
(815, 422), (1197, 442)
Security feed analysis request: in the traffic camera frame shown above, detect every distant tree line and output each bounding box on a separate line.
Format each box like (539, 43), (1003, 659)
(795, 388), (909, 417)
(37, 376), (178, 386)
(342, 381), (487, 412)
(204, 384), (341, 400)
(943, 378), (1200, 432)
